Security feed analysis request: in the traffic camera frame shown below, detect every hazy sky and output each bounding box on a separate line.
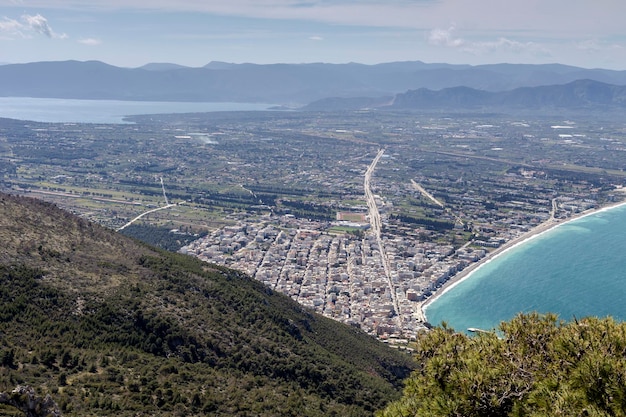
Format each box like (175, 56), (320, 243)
(1, 0), (625, 69)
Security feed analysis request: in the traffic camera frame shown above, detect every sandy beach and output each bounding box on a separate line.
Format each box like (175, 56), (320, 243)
(420, 199), (626, 322)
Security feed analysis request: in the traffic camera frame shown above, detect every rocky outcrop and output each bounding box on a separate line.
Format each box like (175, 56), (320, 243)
(0, 385), (61, 417)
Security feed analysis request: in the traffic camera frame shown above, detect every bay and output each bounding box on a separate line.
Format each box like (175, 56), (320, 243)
(0, 97), (275, 124)
(425, 203), (626, 332)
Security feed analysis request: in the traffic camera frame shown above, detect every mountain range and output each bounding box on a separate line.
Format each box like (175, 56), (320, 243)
(0, 192), (414, 416)
(389, 79), (626, 110)
(1, 60), (626, 108)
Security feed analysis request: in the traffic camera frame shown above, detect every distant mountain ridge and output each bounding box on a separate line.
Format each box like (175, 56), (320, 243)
(301, 79), (626, 112)
(391, 79), (626, 110)
(1, 60), (626, 105)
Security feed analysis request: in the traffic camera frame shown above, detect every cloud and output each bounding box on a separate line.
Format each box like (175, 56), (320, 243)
(0, 17), (24, 37)
(428, 26), (550, 57)
(473, 37), (548, 56)
(576, 39), (624, 54)
(78, 37), (102, 46)
(428, 25), (464, 48)
(0, 14), (66, 39)
(308, 36), (323, 41)
(7, 1), (626, 42)
(0, 1), (490, 30)
(22, 14), (54, 37)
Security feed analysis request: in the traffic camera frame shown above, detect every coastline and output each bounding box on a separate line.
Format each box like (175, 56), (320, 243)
(420, 199), (626, 322)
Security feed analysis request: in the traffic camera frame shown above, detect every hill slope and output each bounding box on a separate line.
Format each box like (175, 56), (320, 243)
(0, 192), (414, 416)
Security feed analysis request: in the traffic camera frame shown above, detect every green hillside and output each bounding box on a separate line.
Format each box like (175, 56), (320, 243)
(0, 193), (414, 416)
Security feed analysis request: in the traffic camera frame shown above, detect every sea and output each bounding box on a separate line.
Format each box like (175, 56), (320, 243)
(425, 203), (626, 333)
(0, 97), (275, 124)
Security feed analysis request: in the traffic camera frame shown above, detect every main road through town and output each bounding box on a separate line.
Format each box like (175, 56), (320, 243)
(364, 149), (401, 324)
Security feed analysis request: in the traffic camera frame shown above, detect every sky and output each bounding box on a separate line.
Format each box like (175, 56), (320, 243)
(1, 0), (625, 70)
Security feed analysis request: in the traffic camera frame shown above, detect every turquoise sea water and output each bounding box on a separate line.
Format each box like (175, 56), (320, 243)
(0, 97), (275, 123)
(425, 203), (626, 332)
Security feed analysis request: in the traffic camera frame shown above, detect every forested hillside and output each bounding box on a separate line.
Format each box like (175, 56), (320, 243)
(0, 193), (414, 416)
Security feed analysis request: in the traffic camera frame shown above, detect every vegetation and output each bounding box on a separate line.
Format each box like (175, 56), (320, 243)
(379, 313), (626, 417)
(389, 213), (455, 232)
(0, 193), (414, 416)
(119, 224), (207, 252)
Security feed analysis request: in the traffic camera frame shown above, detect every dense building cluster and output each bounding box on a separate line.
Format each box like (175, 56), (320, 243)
(181, 216), (476, 337)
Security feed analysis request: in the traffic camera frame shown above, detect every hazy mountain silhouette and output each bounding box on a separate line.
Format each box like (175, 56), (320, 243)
(1, 60), (626, 105)
(391, 79), (626, 110)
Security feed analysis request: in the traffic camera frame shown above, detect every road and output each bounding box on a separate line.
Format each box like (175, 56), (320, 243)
(410, 179), (445, 208)
(410, 179), (465, 227)
(160, 177), (169, 205)
(116, 203), (177, 231)
(364, 149), (401, 323)
(117, 177), (177, 231)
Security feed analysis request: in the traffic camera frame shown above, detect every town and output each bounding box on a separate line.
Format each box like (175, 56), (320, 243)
(2, 109), (625, 338)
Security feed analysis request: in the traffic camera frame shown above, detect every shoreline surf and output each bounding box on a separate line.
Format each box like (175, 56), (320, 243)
(420, 198), (626, 323)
